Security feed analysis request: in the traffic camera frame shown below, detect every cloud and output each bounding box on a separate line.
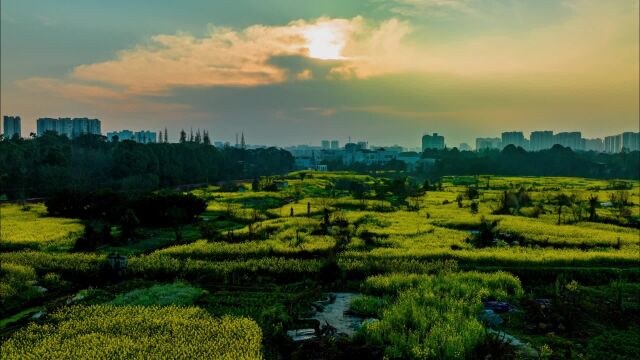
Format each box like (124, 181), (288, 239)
(296, 69), (313, 80)
(15, 0), (638, 110)
(68, 17), (376, 95)
(303, 107), (337, 116)
(386, 0), (475, 17)
(16, 77), (189, 114)
(365, 0), (638, 81)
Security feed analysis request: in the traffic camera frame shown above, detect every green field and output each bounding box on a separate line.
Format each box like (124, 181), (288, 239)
(1, 173), (639, 359)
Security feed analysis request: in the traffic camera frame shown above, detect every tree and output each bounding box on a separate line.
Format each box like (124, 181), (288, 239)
(588, 194), (599, 221)
(469, 217), (499, 248)
(422, 179), (430, 192)
(556, 193), (572, 224)
(466, 186), (479, 200)
(164, 128), (169, 143)
(179, 129), (187, 143)
(203, 130), (211, 145)
(611, 190), (631, 219)
(252, 178), (260, 191)
(470, 201), (479, 214)
(494, 190), (518, 215)
(167, 206), (188, 242)
(120, 208), (139, 243)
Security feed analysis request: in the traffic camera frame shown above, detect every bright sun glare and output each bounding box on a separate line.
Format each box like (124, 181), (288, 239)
(303, 24), (346, 60)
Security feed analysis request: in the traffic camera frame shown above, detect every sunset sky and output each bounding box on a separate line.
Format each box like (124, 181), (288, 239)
(1, 0), (638, 147)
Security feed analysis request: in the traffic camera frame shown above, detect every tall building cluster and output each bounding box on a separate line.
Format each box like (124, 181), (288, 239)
(604, 132), (640, 153)
(107, 130), (157, 143)
(475, 131), (638, 153)
(37, 117), (101, 138)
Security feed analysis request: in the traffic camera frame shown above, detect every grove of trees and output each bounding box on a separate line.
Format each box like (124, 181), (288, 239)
(0, 133), (294, 200)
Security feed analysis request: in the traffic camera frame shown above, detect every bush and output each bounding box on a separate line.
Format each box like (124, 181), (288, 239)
(132, 192), (206, 226)
(586, 327), (640, 360)
(360, 271), (523, 359)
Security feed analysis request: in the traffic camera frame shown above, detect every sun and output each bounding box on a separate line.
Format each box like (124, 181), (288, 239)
(303, 23), (346, 60)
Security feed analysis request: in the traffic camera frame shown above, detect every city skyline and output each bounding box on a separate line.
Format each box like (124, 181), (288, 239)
(1, 0), (638, 147)
(4, 114), (638, 155)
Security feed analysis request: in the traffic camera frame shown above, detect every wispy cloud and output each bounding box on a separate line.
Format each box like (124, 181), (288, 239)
(16, 77), (189, 114)
(386, 0), (475, 17)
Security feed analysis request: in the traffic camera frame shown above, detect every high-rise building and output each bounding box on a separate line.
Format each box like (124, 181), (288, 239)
(621, 132), (640, 152)
(422, 133), (445, 151)
(530, 131), (553, 151)
(56, 118), (74, 138)
(37, 118), (58, 136)
(475, 137), (501, 151)
(72, 117), (101, 137)
(584, 138), (604, 152)
(553, 132), (583, 150)
(604, 134), (623, 153)
(501, 132), (526, 149)
(330, 140), (339, 149)
(321, 140), (330, 149)
(2, 116), (21, 139)
(37, 117), (101, 138)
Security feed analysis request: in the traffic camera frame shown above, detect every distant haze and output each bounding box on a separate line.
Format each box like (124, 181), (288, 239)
(2, 0), (638, 147)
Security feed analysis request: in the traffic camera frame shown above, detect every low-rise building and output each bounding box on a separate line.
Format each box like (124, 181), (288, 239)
(107, 130), (157, 143)
(397, 152), (421, 170)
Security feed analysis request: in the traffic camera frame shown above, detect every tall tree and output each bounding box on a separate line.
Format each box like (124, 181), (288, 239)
(179, 129), (186, 143)
(164, 128), (169, 143)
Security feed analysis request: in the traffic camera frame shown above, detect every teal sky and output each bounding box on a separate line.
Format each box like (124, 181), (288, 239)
(2, 0), (638, 147)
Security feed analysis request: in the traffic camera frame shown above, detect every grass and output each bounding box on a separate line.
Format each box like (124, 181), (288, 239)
(108, 282), (204, 306)
(0, 305), (263, 359)
(0, 204), (83, 252)
(1, 172), (639, 359)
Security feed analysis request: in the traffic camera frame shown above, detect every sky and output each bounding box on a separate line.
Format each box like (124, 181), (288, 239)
(1, 0), (638, 147)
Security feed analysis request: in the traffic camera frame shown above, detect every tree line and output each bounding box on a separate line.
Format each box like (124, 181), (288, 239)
(0, 132), (294, 200)
(421, 145), (639, 180)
